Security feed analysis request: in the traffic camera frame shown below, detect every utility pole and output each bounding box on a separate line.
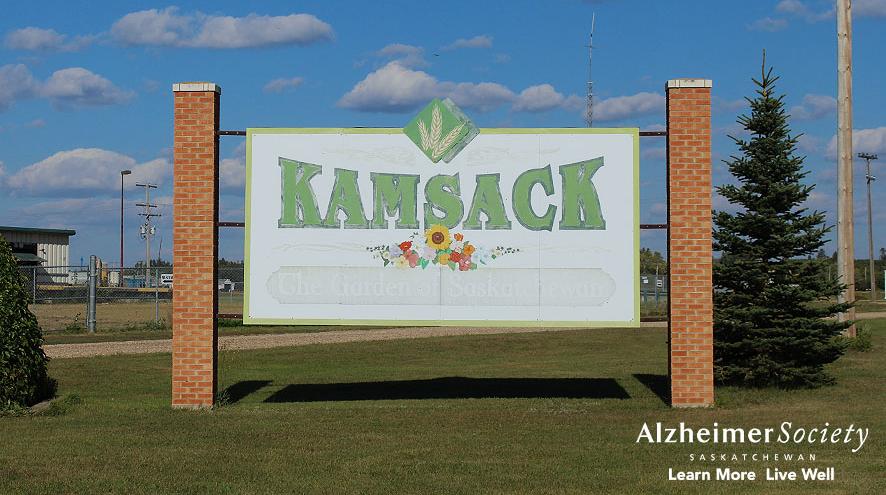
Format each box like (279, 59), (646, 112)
(136, 183), (160, 288)
(859, 152), (878, 300)
(119, 169), (131, 286)
(836, 0), (856, 336)
(585, 13), (595, 128)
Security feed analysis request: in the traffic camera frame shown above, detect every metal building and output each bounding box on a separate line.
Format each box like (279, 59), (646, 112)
(0, 225), (76, 284)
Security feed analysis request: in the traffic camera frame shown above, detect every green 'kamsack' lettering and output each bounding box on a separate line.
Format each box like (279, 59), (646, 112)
(323, 168), (369, 228)
(512, 165), (556, 231)
(463, 174), (512, 230)
(278, 158), (324, 228)
(423, 173), (464, 229)
(370, 173), (420, 229)
(559, 158), (605, 230)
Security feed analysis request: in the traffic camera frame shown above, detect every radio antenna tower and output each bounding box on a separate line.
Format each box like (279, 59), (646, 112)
(585, 13), (596, 128)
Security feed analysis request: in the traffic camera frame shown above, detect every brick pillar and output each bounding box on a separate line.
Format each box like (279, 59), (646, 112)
(666, 79), (713, 408)
(172, 82), (220, 409)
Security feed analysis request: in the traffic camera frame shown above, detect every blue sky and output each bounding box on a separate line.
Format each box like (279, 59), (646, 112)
(1, 0), (884, 265)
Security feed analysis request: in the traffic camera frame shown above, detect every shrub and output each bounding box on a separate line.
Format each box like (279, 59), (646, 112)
(0, 238), (55, 409)
(846, 325), (873, 352)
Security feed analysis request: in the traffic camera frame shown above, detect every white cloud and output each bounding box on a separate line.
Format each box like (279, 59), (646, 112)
(339, 63), (585, 114)
(776, 0), (834, 22)
(220, 142), (247, 190)
(7, 198), (120, 234)
(825, 127), (886, 160)
(41, 68), (133, 109)
(713, 96), (746, 112)
(855, 0), (886, 17)
(513, 84), (565, 113)
(338, 62), (440, 112)
(0, 64), (40, 111)
(377, 44), (418, 57)
(375, 43), (427, 68)
(717, 122), (751, 139)
(562, 94), (585, 112)
(220, 158), (246, 190)
(12, 197), (115, 218)
(748, 17), (789, 32)
(442, 35), (493, 51)
(442, 82), (515, 112)
(593, 92), (664, 122)
(111, 8), (334, 48)
(796, 134), (821, 153)
(111, 8), (191, 46)
(0, 64), (131, 112)
(5, 148), (170, 196)
(851, 128), (886, 154)
(5, 27), (63, 50)
(263, 76), (304, 93)
(765, 0), (885, 27)
(4, 27), (94, 52)
(790, 93), (836, 121)
(191, 13), (333, 48)
(494, 53), (511, 64)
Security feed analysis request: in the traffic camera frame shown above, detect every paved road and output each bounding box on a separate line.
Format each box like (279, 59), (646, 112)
(45, 321), (667, 359)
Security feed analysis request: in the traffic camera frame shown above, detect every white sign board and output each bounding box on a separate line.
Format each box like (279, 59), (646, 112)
(245, 127), (638, 326)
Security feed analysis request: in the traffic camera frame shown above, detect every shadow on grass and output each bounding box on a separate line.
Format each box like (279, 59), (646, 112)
(221, 380), (273, 404)
(633, 374), (669, 405)
(263, 377), (630, 403)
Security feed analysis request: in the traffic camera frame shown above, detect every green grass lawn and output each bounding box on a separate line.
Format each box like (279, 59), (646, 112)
(2, 321), (883, 494)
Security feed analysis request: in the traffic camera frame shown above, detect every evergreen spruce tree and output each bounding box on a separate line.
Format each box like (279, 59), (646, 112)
(0, 238), (53, 409)
(713, 59), (850, 388)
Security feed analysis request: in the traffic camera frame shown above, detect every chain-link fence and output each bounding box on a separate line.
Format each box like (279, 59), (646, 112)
(21, 264), (171, 333)
(640, 273), (668, 318)
(22, 260), (667, 332)
(20, 262), (246, 333)
(217, 265), (245, 317)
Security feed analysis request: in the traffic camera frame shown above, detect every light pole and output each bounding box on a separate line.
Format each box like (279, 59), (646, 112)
(120, 170), (132, 286)
(859, 153), (878, 300)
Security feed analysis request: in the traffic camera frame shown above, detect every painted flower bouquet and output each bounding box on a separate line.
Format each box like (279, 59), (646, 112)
(367, 224), (518, 271)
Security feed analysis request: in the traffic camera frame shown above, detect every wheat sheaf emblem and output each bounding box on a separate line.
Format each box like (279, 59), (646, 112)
(417, 104), (464, 162)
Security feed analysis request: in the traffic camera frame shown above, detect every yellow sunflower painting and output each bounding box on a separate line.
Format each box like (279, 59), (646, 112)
(366, 225), (518, 271)
(425, 224), (452, 251)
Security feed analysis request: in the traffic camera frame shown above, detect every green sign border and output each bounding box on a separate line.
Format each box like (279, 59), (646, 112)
(244, 127), (640, 328)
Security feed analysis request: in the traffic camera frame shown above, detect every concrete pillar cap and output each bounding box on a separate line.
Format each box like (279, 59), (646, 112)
(173, 82), (221, 93)
(666, 79), (713, 89)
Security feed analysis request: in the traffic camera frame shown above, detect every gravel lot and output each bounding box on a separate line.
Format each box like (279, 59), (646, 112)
(45, 322), (667, 359)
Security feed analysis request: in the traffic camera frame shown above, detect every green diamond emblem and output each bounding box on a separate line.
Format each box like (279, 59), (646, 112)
(404, 98), (479, 163)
